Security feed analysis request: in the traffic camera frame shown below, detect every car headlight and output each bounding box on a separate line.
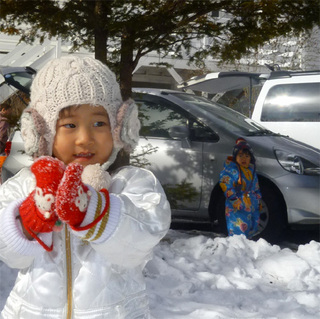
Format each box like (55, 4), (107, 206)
(275, 150), (320, 175)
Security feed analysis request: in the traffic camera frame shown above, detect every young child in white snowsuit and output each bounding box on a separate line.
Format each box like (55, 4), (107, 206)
(219, 138), (262, 238)
(0, 56), (171, 319)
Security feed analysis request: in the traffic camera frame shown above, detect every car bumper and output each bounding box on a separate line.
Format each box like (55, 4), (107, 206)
(276, 174), (320, 225)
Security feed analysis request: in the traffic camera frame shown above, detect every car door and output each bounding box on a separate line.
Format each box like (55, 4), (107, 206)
(132, 93), (204, 217)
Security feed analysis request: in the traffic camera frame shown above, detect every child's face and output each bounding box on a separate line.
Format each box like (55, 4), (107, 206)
(235, 150), (251, 168)
(53, 104), (113, 166)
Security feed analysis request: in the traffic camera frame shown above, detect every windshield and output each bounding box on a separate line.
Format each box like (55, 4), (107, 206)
(173, 92), (273, 136)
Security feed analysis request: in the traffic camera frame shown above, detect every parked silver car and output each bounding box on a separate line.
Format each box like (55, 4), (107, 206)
(2, 86), (320, 243)
(131, 89), (320, 242)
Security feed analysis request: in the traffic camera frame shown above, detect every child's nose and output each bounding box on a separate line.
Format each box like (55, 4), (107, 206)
(76, 127), (94, 145)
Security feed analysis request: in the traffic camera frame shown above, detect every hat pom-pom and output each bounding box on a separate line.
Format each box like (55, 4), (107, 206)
(21, 107), (50, 158)
(121, 102), (141, 152)
(113, 99), (141, 153)
(81, 164), (112, 191)
(235, 137), (247, 145)
(21, 111), (40, 156)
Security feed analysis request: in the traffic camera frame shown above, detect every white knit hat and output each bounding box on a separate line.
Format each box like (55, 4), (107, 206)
(20, 55), (140, 169)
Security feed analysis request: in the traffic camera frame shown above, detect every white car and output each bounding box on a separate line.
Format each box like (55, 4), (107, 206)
(251, 71), (320, 150)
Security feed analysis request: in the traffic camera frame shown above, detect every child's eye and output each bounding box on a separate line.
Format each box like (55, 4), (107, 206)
(64, 123), (76, 128)
(94, 121), (107, 127)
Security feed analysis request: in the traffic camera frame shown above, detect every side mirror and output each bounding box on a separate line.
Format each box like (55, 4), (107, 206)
(168, 126), (191, 148)
(168, 126), (189, 139)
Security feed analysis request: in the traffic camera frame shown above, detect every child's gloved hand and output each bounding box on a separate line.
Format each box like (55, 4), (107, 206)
(55, 163), (89, 227)
(19, 156), (65, 250)
(55, 162), (110, 232)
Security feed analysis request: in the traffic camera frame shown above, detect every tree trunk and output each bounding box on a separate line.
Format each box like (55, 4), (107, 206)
(109, 31), (136, 168)
(108, 149), (130, 172)
(94, 32), (108, 64)
(93, 0), (109, 65)
(119, 30), (134, 100)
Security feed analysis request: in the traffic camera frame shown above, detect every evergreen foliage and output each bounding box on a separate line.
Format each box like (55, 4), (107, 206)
(1, 0), (319, 97)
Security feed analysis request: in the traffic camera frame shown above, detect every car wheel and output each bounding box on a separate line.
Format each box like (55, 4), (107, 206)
(255, 179), (287, 243)
(209, 187), (228, 235)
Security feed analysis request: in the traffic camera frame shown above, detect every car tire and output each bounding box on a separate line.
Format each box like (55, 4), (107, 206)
(255, 179), (287, 243)
(209, 187), (228, 235)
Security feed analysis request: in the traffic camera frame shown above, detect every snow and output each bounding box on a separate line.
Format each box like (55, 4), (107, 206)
(1, 229), (320, 318)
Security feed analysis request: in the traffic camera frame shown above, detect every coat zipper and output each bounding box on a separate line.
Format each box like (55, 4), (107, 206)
(65, 224), (73, 319)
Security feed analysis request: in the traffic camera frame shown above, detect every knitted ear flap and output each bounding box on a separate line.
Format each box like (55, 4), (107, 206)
(114, 99), (141, 152)
(20, 108), (50, 158)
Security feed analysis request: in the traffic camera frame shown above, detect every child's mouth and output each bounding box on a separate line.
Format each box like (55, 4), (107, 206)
(74, 152), (94, 160)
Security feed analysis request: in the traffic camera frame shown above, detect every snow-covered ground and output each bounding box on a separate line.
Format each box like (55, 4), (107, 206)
(1, 229), (320, 318)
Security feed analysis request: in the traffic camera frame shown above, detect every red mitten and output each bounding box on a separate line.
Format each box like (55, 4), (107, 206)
(19, 156), (65, 251)
(56, 162), (110, 231)
(55, 163), (89, 227)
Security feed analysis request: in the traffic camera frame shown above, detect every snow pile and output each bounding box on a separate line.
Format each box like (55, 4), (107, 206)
(1, 230), (319, 318)
(145, 230), (320, 319)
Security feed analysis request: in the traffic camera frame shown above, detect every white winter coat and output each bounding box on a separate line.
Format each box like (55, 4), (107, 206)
(0, 166), (171, 319)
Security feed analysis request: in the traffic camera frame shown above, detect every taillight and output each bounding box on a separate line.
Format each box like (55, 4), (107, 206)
(4, 141), (11, 156)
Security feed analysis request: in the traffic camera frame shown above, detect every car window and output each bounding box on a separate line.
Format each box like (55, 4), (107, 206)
(136, 99), (186, 138)
(261, 82), (320, 122)
(134, 95), (218, 141)
(3, 71), (35, 95)
(172, 92), (265, 134)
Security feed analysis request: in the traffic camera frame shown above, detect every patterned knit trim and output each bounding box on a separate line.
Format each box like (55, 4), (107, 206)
(90, 206), (110, 241)
(72, 188), (110, 233)
(81, 191), (102, 241)
(0, 198), (53, 255)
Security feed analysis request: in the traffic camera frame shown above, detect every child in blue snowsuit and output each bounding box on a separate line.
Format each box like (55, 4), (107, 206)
(219, 138), (262, 238)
